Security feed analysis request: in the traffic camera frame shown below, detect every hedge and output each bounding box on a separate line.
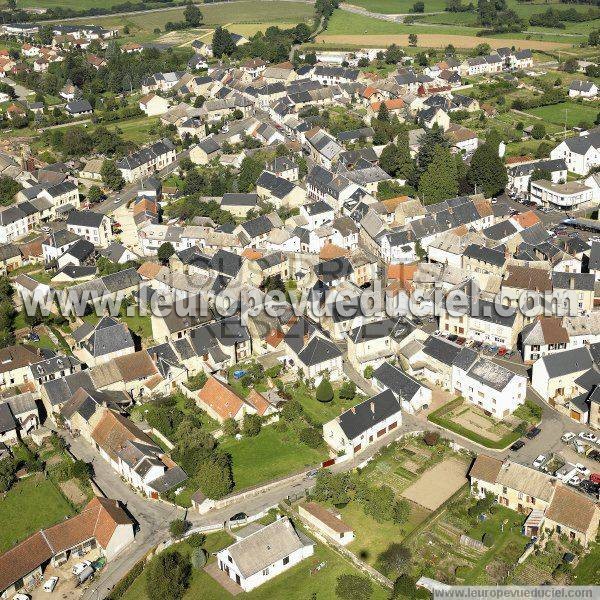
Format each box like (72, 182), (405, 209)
(427, 398), (523, 450)
(106, 558), (146, 600)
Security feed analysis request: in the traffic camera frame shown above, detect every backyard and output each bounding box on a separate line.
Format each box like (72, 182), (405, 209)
(121, 527), (390, 600)
(0, 474), (74, 552)
(525, 101), (600, 129)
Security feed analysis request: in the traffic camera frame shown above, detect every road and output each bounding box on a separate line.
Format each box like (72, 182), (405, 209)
(93, 149), (189, 215)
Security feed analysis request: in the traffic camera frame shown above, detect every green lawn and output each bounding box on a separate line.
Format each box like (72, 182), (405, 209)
(347, 0), (448, 13)
(525, 102), (600, 129)
(0, 475), (74, 552)
(340, 500), (430, 567)
(573, 541), (600, 584)
(121, 530), (389, 600)
(107, 116), (161, 144)
(220, 425), (325, 491)
(288, 382), (365, 426)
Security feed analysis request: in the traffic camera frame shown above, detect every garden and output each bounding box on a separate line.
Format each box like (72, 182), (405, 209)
(428, 397), (529, 449)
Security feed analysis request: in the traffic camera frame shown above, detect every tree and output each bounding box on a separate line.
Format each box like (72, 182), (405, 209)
(535, 140), (553, 159)
(299, 427), (322, 448)
(335, 574), (373, 600)
(379, 544), (412, 575)
(364, 365), (374, 379)
(377, 101), (390, 123)
(419, 144), (458, 204)
(531, 123), (546, 140)
(190, 547), (207, 569)
(562, 58), (579, 73)
(316, 378), (334, 402)
(169, 519), (189, 538)
(589, 29), (600, 46)
(239, 155), (265, 192)
(379, 143), (400, 176)
(338, 381), (356, 400)
(101, 159), (124, 191)
(0, 176), (21, 206)
(313, 470), (353, 505)
(467, 134), (507, 197)
(408, 33), (418, 47)
(392, 574), (418, 599)
(415, 126), (448, 178)
(413, 1), (425, 11)
(184, 3), (203, 27)
(0, 457), (16, 493)
(223, 418), (239, 436)
(145, 551), (191, 600)
(212, 26), (235, 58)
(71, 460), (93, 481)
(87, 185), (103, 204)
(187, 532), (206, 548)
(157, 242), (175, 265)
(385, 44), (403, 65)
(196, 453), (234, 499)
(242, 413), (262, 437)
(530, 168), (551, 184)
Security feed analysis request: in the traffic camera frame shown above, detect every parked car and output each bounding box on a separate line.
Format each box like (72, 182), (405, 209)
(576, 463), (591, 477)
(574, 440), (587, 454)
(589, 450), (600, 462)
(533, 455), (546, 469)
(72, 561), (91, 576)
(561, 432), (576, 443)
(526, 427), (542, 439)
(579, 480), (599, 495)
(568, 475), (582, 487)
(497, 347), (507, 357)
(43, 576), (59, 593)
(590, 473), (600, 484)
(579, 432), (598, 443)
(510, 440), (525, 451)
(13, 595), (30, 600)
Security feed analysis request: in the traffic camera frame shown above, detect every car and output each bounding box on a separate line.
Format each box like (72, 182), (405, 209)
(526, 427), (542, 439)
(591, 473), (600, 484)
(306, 469), (319, 479)
(497, 346), (507, 357)
(72, 561), (91, 576)
(533, 455), (546, 469)
(588, 450), (600, 462)
(574, 440), (587, 454)
(576, 463), (591, 477)
(27, 332), (40, 342)
(579, 432), (598, 443)
(579, 480), (599, 495)
(229, 512), (247, 522)
(568, 475), (582, 486)
(13, 595), (30, 600)
(510, 440), (525, 451)
(561, 432), (576, 443)
(43, 576), (59, 592)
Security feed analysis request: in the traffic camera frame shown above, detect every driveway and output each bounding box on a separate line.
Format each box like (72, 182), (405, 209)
(4, 77), (33, 100)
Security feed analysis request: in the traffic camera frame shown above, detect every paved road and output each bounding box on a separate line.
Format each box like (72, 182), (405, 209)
(4, 77), (33, 100)
(93, 149), (189, 215)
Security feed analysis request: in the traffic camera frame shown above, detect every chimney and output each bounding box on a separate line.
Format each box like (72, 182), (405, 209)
(350, 406), (356, 414)
(152, 352), (158, 362)
(570, 276), (575, 290)
(370, 402), (375, 414)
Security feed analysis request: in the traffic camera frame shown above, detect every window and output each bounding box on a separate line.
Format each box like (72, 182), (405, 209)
(262, 568), (270, 576)
(283, 556), (289, 565)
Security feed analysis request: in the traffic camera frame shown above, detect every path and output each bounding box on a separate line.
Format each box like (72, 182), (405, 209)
(340, 1), (444, 23)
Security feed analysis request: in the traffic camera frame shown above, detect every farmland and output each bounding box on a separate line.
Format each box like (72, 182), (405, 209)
(525, 101), (600, 129)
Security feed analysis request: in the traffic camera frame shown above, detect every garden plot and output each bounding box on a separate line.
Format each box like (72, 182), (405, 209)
(449, 404), (516, 442)
(401, 458), (469, 511)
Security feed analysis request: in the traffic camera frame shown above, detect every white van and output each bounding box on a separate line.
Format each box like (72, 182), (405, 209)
(43, 576), (59, 592)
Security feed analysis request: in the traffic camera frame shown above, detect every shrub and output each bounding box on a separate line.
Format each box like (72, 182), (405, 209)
(482, 532), (495, 547)
(336, 574), (373, 600)
(364, 365), (374, 379)
(242, 413), (262, 437)
(299, 427), (323, 448)
(316, 379), (334, 403)
(222, 418), (239, 437)
(338, 381), (356, 400)
(423, 431), (440, 446)
(191, 547), (207, 569)
(169, 519), (189, 538)
(186, 532), (206, 548)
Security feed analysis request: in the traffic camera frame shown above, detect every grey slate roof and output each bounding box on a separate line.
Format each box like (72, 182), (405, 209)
(540, 347), (594, 378)
(297, 335), (342, 367)
(337, 389), (400, 439)
(372, 362), (423, 401)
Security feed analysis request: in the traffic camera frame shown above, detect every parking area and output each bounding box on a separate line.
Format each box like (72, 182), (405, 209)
(27, 549), (103, 600)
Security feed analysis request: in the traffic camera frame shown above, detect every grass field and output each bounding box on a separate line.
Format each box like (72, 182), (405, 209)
(66, 1), (314, 41)
(121, 530), (390, 600)
(220, 425), (325, 490)
(0, 474), (74, 552)
(19, 0), (146, 9)
(525, 101), (600, 128)
(318, 10), (571, 48)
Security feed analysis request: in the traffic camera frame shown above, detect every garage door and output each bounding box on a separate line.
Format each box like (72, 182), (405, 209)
(353, 444), (361, 453)
(388, 422), (397, 431)
(377, 428), (386, 437)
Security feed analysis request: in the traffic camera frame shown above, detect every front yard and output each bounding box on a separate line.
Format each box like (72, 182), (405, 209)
(220, 425), (326, 491)
(428, 397), (526, 449)
(121, 526), (389, 600)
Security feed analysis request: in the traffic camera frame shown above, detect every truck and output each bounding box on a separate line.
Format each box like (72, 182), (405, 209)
(76, 566), (94, 586)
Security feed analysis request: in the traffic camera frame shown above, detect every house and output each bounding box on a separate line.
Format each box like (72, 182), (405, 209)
(65, 99), (93, 117)
(0, 243), (22, 274)
(57, 238), (95, 269)
(0, 344), (43, 389)
(323, 389), (402, 456)
(507, 158), (567, 194)
(220, 193), (258, 218)
(196, 375), (260, 423)
(0, 497), (134, 599)
(66, 210), (112, 247)
(470, 455), (600, 546)
(521, 316), (569, 363)
(116, 139), (176, 183)
(551, 271), (595, 316)
(453, 354), (527, 418)
(139, 93), (170, 116)
(256, 171), (305, 209)
(550, 132), (600, 176)
(298, 502), (354, 545)
(569, 80), (598, 99)
(293, 334), (343, 383)
(72, 316), (135, 366)
(216, 518), (314, 592)
(372, 361), (432, 414)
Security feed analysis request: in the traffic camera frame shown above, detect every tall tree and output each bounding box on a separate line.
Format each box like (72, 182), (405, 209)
(467, 132), (507, 197)
(418, 144), (458, 204)
(145, 551), (191, 600)
(100, 159), (124, 191)
(184, 2), (203, 27)
(415, 126), (449, 178)
(212, 27), (235, 58)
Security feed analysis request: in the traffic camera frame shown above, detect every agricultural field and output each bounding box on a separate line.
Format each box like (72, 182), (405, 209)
(18, 0), (146, 9)
(317, 10), (572, 48)
(525, 101), (600, 129)
(67, 1), (315, 43)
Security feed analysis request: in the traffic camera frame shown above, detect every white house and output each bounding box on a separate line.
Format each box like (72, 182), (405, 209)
(529, 179), (593, 209)
(323, 389), (402, 456)
(216, 518), (314, 592)
(372, 361), (432, 414)
(569, 80), (598, 99)
(66, 210), (112, 247)
(550, 132), (600, 176)
(116, 139), (176, 183)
